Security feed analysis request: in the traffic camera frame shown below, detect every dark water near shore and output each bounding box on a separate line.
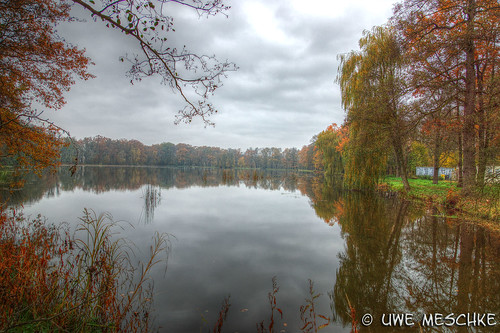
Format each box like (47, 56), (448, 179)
(5, 167), (500, 332)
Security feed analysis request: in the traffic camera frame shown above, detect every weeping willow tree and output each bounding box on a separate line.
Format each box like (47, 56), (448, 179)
(342, 120), (389, 190)
(314, 124), (345, 182)
(337, 26), (412, 191)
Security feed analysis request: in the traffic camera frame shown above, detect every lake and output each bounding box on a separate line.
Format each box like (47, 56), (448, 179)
(6, 166), (500, 332)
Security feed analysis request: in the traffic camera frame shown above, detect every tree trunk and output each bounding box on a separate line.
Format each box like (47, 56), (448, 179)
(433, 158), (440, 184)
(457, 103), (463, 187)
(400, 158), (411, 192)
(476, 65), (487, 187)
(432, 129), (441, 184)
(392, 137), (411, 191)
(462, 0), (477, 192)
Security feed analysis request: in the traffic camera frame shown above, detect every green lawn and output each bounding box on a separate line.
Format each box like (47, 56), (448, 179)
(383, 176), (458, 200)
(381, 176), (499, 221)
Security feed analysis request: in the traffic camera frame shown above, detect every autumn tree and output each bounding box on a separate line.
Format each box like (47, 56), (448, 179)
(0, 0), (93, 180)
(415, 89), (460, 183)
(298, 145), (314, 170)
(282, 148), (298, 170)
(338, 26), (413, 191)
(393, 0), (500, 190)
(420, 116), (459, 183)
(1, 0), (236, 184)
(242, 148), (258, 168)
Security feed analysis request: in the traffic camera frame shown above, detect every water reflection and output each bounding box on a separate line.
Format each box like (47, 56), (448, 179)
(322, 186), (500, 332)
(4, 167), (500, 332)
(3, 167), (307, 206)
(396, 216), (500, 332)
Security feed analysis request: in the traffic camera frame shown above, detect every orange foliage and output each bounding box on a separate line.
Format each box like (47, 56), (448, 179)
(0, 111), (66, 181)
(320, 123), (349, 153)
(313, 123), (349, 175)
(420, 118), (457, 139)
(0, 208), (72, 328)
(0, 0), (93, 179)
(298, 145), (313, 170)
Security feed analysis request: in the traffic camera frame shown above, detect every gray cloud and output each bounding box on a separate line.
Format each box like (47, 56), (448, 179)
(48, 0), (396, 149)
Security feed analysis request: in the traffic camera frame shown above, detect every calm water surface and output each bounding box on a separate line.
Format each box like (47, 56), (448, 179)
(6, 167), (500, 332)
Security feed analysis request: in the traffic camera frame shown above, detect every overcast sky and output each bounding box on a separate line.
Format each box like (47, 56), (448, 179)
(51, 0), (397, 149)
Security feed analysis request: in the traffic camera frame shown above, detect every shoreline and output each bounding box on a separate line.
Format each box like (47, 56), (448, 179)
(379, 176), (499, 225)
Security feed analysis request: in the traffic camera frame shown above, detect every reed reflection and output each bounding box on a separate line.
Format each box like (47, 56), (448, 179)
(141, 184), (161, 224)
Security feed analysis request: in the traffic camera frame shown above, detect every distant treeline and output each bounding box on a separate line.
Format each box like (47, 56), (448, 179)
(60, 136), (319, 170)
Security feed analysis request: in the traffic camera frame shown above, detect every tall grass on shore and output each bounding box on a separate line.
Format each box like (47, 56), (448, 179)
(0, 207), (169, 332)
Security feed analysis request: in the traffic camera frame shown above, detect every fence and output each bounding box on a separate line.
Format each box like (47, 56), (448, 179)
(416, 166), (499, 183)
(416, 167), (454, 180)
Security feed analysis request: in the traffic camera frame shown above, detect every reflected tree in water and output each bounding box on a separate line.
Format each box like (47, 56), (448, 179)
(329, 194), (500, 332)
(330, 193), (409, 331)
(397, 214), (500, 332)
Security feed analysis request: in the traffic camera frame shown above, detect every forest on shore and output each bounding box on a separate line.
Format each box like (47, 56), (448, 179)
(53, 133), (454, 177)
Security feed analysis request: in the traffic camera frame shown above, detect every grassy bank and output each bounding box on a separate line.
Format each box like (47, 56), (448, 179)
(380, 176), (500, 221)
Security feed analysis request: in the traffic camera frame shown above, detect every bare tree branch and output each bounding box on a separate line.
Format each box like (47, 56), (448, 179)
(71, 0), (237, 126)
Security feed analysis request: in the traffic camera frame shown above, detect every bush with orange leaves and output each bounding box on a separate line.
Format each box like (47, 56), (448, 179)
(0, 207), (169, 332)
